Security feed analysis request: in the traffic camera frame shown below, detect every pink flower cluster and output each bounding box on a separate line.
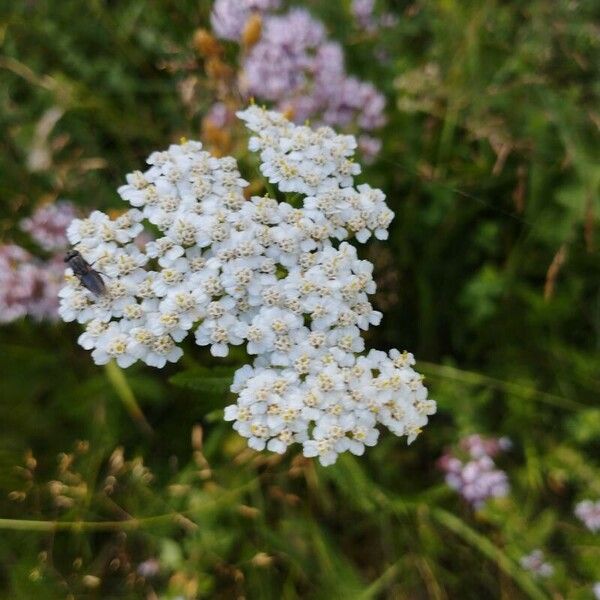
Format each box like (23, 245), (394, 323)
(0, 202), (76, 323)
(459, 434), (512, 459)
(438, 434), (511, 508)
(211, 0), (281, 41)
(351, 0), (398, 33)
(209, 2), (386, 160)
(519, 549), (554, 578)
(20, 201), (76, 252)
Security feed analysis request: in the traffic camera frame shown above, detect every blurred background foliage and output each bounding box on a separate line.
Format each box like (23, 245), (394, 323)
(0, 0), (599, 598)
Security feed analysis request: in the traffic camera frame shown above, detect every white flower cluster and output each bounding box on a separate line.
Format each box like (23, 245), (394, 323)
(59, 105), (435, 465)
(242, 107), (393, 242)
(227, 349), (434, 465)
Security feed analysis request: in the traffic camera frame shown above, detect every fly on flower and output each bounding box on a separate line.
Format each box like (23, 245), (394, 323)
(64, 250), (106, 296)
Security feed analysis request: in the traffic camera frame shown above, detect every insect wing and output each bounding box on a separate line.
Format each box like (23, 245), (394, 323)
(80, 270), (106, 296)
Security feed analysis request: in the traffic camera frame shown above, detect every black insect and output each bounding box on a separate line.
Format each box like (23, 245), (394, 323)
(64, 250), (106, 296)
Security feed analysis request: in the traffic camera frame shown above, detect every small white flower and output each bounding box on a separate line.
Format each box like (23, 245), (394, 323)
(145, 334), (184, 368)
(195, 313), (244, 357)
(91, 321), (138, 368)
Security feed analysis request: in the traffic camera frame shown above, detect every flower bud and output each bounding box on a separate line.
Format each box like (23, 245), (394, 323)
(242, 14), (262, 48)
(192, 28), (222, 57)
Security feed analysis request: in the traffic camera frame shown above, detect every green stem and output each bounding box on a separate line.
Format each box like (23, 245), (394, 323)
(104, 361), (153, 434)
(0, 514), (176, 532)
(418, 361), (583, 410)
(430, 508), (550, 600)
(355, 562), (400, 600)
(0, 481), (256, 532)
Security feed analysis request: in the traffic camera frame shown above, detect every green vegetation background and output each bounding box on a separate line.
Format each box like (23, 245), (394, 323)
(0, 0), (599, 598)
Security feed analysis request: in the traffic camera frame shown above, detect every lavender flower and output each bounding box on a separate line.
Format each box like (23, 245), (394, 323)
(0, 201), (77, 323)
(439, 455), (509, 508)
(242, 10), (324, 102)
(0, 245), (63, 322)
(351, 0), (377, 31)
(243, 10), (385, 132)
(323, 76), (386, 130)
(137, 558), (160, 578)
(0, 245), (37, 323)
(358, 135), (382, 163)
(438, 434), (510, 508)
(519, 550), (554, 578)
(212, 4), (386, 157)
(20, 201), (77, 252)
(460, 433), (512, 459)
(211, 0), (280, 41)
(205, 101), (235, 129)
(575, 500), (600, 533)
(351, 0), (398, 32)
(27, 255), (64, 320)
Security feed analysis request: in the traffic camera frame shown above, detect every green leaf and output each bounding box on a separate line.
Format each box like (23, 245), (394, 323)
(430, 508), (550, 600)
(169, 366), (236, 393)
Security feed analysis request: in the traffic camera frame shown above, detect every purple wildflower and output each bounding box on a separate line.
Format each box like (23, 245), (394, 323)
(460, 433), (512, 459)
(205, 101), (235, 128)
(1, 201), (77, 323)
(209, 2), (387, 157)
(242, 10), (323, 101)
(137, 558), (160, 578)
(358, 135), (382, 163)
(438, 434), (511, 508)
(211, 0), (280, 41)
(519, 550), (554, 578)
(351, 0), (377, 31)
(323, 76), (386, 130)
(575, 500), (600, 533)
(0, 245), (62, 322)
(20, 201), (77, 252)
(351, 0), (398, 32)
(0, 245), (37, 323)
(225, 6), (385, 156)
(27, 255), (64, 320)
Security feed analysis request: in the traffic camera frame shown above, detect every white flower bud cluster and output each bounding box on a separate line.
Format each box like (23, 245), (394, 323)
(240, 106), (394, 242)
(59, 105), (435, 464)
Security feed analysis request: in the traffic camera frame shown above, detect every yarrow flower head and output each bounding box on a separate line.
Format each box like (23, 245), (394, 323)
(438, 434), (511, 508)
(60, 106), (435, 465)
(575, 499), (600, 533)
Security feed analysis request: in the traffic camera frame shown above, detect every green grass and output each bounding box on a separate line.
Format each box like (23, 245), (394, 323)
(0, 0), (599, 598)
